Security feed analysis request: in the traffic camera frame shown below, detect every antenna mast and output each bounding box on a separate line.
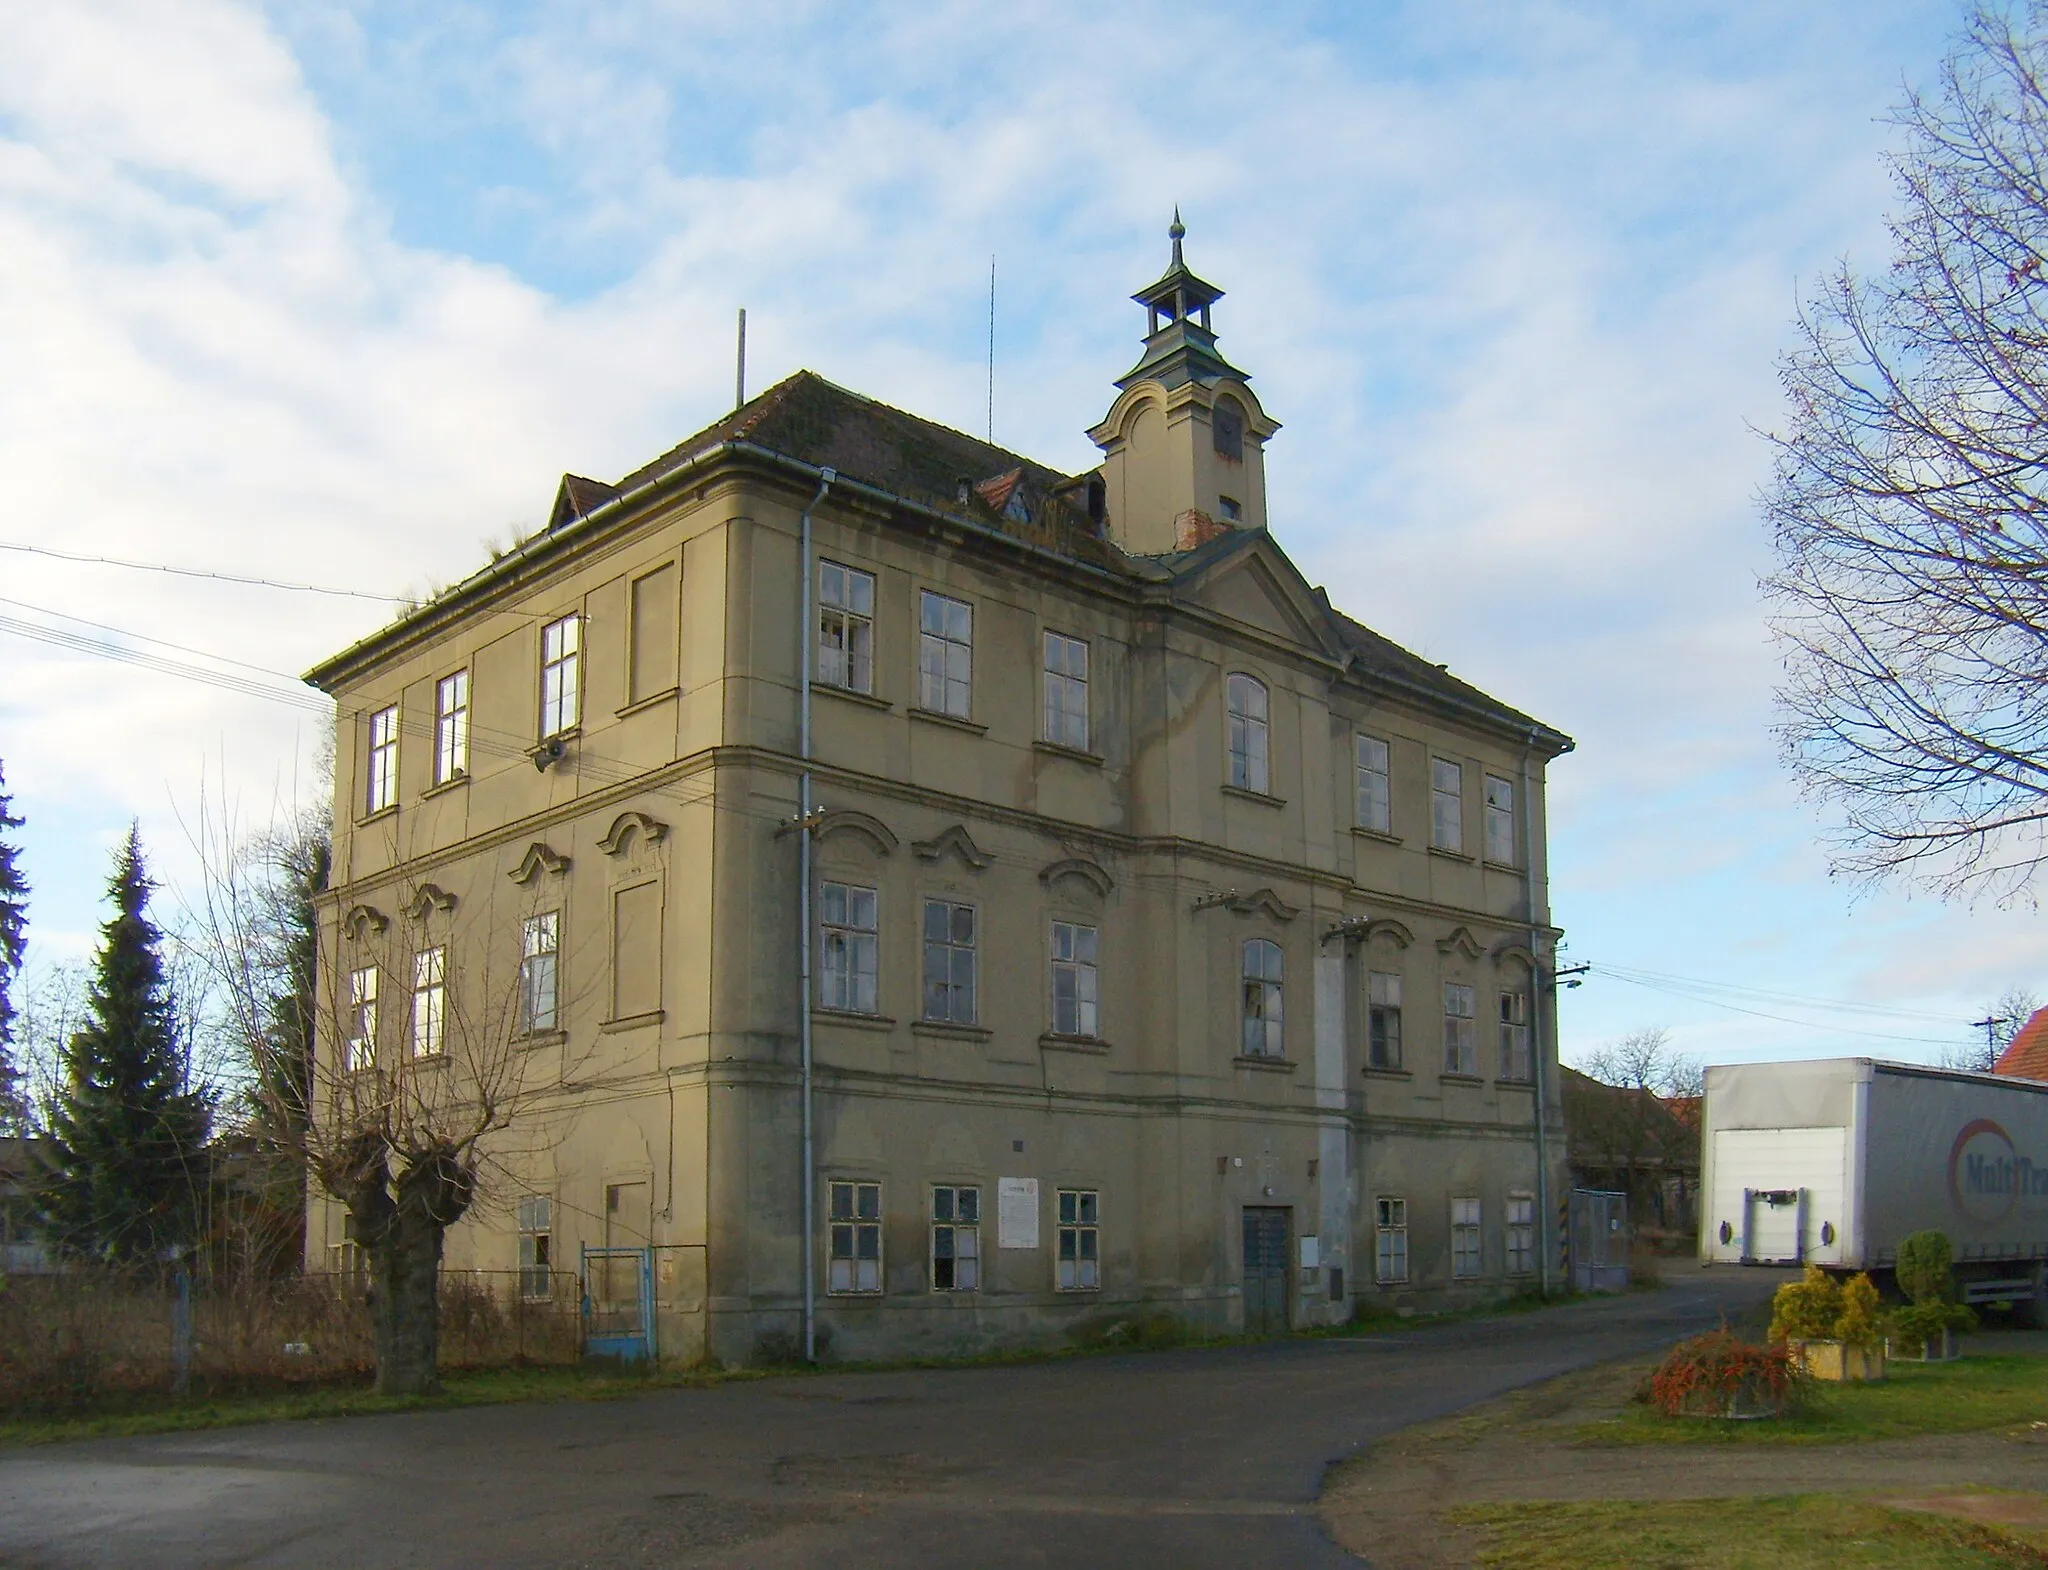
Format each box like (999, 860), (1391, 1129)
(987, 256), (995, 444)
(735, 307), (747, 410)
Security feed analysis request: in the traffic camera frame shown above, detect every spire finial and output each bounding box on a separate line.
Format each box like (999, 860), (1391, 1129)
(1169, 206), (1185, 266)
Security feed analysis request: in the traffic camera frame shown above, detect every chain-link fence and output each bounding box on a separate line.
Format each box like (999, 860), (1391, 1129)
(0, 1266), (581, 1408)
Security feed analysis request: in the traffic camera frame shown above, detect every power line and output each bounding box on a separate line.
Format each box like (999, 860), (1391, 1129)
(0, 613), (330, 714)
(1593, 961), (1964, 1025)
(1589, 965), (1968, 1047)
(0, 539), (410, 603)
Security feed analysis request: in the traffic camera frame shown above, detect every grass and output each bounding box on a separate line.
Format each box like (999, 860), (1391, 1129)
(1451, 1494), (2048, 1569)
(1581, 1354), (2048, 1447)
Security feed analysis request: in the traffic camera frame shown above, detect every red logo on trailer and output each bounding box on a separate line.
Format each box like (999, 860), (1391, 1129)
(1948, 1118), (2022, 1224)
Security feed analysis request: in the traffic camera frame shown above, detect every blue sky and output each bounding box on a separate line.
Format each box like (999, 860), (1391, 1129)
(0, 0), (2024, 1068)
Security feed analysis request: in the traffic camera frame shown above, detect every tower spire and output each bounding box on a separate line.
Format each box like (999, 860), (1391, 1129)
(1170, 206), (1185, 268)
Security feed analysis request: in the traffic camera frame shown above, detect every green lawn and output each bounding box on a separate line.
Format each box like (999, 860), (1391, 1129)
(1578, 1355), (2048, 1447)
(1452, 1495), (2047, 1569)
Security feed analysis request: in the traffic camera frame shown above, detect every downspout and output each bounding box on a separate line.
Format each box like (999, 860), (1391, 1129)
(798, 468), (836, 1364)
(1521, 730), (1554, 1297)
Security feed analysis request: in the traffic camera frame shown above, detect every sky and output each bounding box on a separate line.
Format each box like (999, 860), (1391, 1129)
(0, 0), (2028, 1073)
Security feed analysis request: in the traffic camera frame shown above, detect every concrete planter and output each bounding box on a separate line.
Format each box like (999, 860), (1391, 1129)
(1792, 1339), (1885, 1381)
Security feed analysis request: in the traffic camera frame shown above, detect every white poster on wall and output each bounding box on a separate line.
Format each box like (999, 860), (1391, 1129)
(998, 1176), (1040, 1249)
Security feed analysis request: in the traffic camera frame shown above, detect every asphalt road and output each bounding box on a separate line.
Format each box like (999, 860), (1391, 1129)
(0, 1264), (1784, 1569)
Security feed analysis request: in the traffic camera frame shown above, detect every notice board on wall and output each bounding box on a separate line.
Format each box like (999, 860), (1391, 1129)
(997, 1177), (1040, 1249)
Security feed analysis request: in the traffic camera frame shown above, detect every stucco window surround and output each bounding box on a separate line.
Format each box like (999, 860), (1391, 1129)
(364, 704), (399, 818)
(1483, 773), (1518, 867)
(1441, 979), (1478, 1078)
(539, 613), (582, 739)
(917, 590), (973, 720)
(1043, 630), (1090, 752)
(819, 559), (877, 696)
(434, 670), (470, 786)
(1225, 672), (1271, 796)
(828, 1178), (883, 1295)
(1430, 757), (1465, 854)
(1355, 733), (1392, 837)
(1240, 936), (1285, 1058)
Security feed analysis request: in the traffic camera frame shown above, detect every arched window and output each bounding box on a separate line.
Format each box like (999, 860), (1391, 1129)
(1241, 938), (1284, 1057)
(1226, 674), (1269, 794)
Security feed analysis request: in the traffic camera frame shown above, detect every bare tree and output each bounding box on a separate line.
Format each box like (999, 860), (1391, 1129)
(1569, 1028), (1704, 1232)
(1763, 6), (2048, 900)
(1941, 983), (2042, 1069)
(306, 866), (580, 1397)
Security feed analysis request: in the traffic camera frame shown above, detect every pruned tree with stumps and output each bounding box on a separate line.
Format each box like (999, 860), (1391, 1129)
(0, 760), (28, 1134)
(38, 825), (211, 1264)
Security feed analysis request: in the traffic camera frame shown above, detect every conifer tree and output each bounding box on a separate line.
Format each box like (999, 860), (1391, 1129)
(0, 760), (26, 1132)
(39, 825), (210, 1263)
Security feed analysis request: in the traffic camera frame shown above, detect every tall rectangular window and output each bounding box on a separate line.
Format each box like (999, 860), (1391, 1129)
(1506, 1194), (1535, 1277)
(1499, 990), (1532, 1081)
(1431, 758), (1463, 851)
(434, 672), (469, 784)
(828, 1179), (882, 1294)
(931, 1185), (980, 1291)
(922, 899), (977, 1023)
(1443, 982), (1477, 1075)
(366, 706), (399, 814)
(540, 614), (581, 737)
(820, 882), (879, 1014)
(1049, 919), (1099, 1038)
(1057, 1189), (1099, 1290)
(346, 965), (379, 1071)
(1484, 774), (1516, 864)
(1241, 938), (1284, 1057)
(818, 561), (875, 694)
(1367, 971), (1403, 1070)
(1043, 631), (1089, 750)
(918, 591), (973, 718)
(518, 1195), (553, 1300)
(1375, 1197), (1408, 1284)
(1452, 1197), (1482, 1279)
(1355, 734), (1391, 835)
(520, 911), (559, 1033)
(410, 946), (445, 1058)
(1226, 674), (1270, 794)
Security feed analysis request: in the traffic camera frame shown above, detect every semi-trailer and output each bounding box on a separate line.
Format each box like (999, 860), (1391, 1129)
(1699, 1057), (2048, 1319)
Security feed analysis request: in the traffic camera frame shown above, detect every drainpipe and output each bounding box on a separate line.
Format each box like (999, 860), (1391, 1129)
(798, 467), (836, 1364)
(1521, 731), (1554, 1297)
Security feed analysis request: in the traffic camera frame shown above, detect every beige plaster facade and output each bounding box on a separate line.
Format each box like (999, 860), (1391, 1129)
(307, 228), (1573, 1365)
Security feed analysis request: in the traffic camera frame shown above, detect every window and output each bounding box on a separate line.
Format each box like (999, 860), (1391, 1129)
(540, 614), (581, 737)
(1452, 1197), (1482, 1279)
(1226, 674), (1269, 794)
(1057, 1189), (1099, 1290)
(1355, 735), (1391, 835)
(1506, 1194), (1535, 1277)
(434, 672), (469, 784)
(922, 899), (977, 1024)
(1367, 971), (1403, 1070)
(1443, 982), (1477, 1075)
(410, 946), (445, 1058)
(918, 591), (972, 718)
(331, 1241), (369, 1291)
(1241, 938), (1284, 1058)
(520, 912), (559, 1033)
(346, 965), (378, 1071)
(1499, 989), (1532, 1081)
(1042, 631), (1089, 750)
(1375, 1197), (1409, 1284)
(1431, 758), (1463, 851)
(366, 706), (398, 814)
(1213, 397), (1245, 461)
(1484, 774), (1516, 864)
(1217, 495), (1241, 521)
(818, 561), (875, 694)
(518, 1195), (553, 1300)
(828, 1180), (882, 1293)
(819, 882), (879, 1014)
(1050, 920), (1099, 1038)
(931, 1185), (980, 1291)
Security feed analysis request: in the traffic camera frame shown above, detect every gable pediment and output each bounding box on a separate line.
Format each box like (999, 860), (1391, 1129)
(1176, 538), (1342, 660)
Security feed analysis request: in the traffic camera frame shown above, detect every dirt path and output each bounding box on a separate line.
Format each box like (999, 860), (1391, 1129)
(1319, 1346), (2048, 1569)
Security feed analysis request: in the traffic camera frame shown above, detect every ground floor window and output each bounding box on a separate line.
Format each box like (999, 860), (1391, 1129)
(931, 1185), (980, 1291)
(1506, 1193), (1535, 1276)
(1452, 1197), (1482, 1278)
(518, 1194), (553, 1300)
(1374, 1197), (1408, 1284)
(1057, 1189), (1099, 1290)
(330, 1240), (368, 1291)
(829, 1180), (883, 1294)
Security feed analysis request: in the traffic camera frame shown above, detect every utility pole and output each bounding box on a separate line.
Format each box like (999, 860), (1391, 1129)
(1971, 1015), (2009, 1057)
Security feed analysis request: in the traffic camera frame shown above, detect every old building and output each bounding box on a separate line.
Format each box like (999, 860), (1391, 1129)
(307, 221), (1573, 1363)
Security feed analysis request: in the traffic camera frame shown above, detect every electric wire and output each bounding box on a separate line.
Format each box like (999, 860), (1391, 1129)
(1587, 964), (1973, 1047)
(0, 538), (411, 603)
(1590, 961), (1966, 1025)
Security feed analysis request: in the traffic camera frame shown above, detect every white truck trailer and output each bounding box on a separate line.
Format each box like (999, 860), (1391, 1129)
(1700, 1057), (2048, 1318)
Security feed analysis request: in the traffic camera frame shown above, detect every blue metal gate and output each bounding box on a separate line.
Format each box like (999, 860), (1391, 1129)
(581, 1244), (655, 1361)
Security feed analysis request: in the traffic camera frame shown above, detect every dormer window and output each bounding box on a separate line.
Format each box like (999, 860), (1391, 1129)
(1213, 398), (1245, 462)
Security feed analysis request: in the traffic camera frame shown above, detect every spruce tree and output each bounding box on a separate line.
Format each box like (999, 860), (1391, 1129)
(39, 825), (210, 1263)
(0, 760), (26, 1131)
